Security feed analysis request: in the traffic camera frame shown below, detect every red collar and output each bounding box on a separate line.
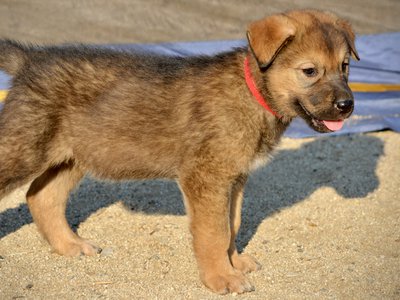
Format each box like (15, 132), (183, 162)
(244, 56), (281, 118)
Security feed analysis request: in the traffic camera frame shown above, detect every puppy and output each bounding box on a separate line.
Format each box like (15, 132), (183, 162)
(0, 9), (358, 294)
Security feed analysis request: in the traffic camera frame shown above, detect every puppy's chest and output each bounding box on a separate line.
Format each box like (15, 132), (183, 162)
(248, 131), (279, 171)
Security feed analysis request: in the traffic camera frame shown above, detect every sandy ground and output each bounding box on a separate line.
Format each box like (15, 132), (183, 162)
(0, 1), (399, 299)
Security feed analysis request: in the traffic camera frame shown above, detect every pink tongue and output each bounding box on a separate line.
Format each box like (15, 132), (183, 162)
(322, 120), (344, 131)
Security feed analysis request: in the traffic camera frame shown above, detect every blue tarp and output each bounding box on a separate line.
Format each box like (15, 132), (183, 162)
(0, 33), (399, 138)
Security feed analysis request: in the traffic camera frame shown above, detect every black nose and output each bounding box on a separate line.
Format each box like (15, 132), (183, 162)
(335, 99), (354, 113)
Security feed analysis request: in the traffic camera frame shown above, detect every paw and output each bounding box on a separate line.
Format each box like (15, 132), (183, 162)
(202, 270), (255, 294)
(52, 238), (101, 257)
(231, 253), (261, 274)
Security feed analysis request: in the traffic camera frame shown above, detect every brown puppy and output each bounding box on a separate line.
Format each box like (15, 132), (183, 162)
(0, 10), (358, 294)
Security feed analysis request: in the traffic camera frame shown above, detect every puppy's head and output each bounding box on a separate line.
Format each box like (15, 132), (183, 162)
(247, 10), (359, 133)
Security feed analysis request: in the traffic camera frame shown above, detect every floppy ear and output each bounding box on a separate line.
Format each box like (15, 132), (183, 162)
(336, 19), (360, 61)
(247, 14), (296, 69)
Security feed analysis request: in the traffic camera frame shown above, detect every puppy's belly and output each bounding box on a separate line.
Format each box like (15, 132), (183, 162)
(74, 142), (180, 180)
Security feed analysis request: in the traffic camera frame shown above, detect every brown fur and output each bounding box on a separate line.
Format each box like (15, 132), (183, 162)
(0, 10), (358, 294)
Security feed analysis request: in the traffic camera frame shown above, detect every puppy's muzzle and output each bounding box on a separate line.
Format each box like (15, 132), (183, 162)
(334, 99), (354, 114)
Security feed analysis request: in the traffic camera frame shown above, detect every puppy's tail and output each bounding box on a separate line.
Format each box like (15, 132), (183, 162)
(0, 39), (29, 76)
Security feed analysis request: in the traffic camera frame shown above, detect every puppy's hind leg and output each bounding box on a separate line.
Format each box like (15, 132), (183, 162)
(0, 129), (47, 198)
(26, 161), (101, 256)
(0, 93), (54, 197)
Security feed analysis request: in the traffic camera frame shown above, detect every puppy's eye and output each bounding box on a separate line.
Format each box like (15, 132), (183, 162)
(302, 68), (318, 77)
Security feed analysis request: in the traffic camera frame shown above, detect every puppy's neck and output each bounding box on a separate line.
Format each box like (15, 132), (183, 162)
(241, 51), (291, 132)
(243, 55), (281, 119)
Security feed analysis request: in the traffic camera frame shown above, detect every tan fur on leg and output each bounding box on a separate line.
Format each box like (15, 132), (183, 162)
(179, 169), (254, 294)
(229, 175), (261, 273)
(26, 161), (100, 256)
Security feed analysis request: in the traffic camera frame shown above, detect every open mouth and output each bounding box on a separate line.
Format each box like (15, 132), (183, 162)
(298, 102), (345, 133)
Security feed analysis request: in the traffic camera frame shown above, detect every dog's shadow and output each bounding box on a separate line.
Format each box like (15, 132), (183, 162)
(0, 134), (383, 251)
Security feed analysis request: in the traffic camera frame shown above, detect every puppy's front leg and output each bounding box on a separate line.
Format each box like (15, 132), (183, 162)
(179, 173), (254, 294)
(229, 175), (261, 273)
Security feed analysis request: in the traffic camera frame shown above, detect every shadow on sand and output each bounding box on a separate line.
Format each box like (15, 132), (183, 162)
(0, 134), (383, 251)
